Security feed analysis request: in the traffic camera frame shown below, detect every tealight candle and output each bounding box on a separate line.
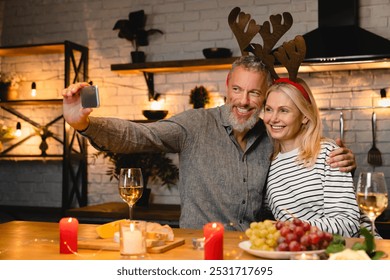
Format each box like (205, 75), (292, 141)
(120, 220), (146, 257)
(203, 222), (224, 260)
(192, 237), (205, 250)
(291, 252), (320, 260)
(59, 217), (78, 254)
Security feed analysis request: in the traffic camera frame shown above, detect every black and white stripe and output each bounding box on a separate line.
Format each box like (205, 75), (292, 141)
(265, 141), (361, 237)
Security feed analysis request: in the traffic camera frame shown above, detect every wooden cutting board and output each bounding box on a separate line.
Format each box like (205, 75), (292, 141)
(78, 238), (185, 254)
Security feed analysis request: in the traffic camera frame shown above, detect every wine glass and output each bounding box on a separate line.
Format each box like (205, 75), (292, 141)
(118, 168), (144, 220)
(356, 172), (388, 235)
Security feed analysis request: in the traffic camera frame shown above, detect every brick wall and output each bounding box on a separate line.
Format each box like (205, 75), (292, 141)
(0, 0), (389, 208)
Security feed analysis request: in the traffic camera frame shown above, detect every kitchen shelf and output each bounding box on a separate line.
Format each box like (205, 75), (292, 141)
(111, 57), (390, 75)
(0, 99), (63, 106)
(111, 57), (246, 99)
(0, 41), (89, 211)
(111, 57), (238, 74)
(0, 42), (67, 56)
(111, 56), (390, 100)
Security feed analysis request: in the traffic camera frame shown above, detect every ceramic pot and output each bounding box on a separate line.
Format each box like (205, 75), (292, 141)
(0, 82), (10, 101)
(131, 51), (146, 63)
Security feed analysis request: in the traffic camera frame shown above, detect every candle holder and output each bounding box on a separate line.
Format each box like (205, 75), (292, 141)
(119, 220), (147, 258)
(192, 237), (205, 250)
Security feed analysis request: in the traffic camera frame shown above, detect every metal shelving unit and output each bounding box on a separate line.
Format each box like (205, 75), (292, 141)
(0, 41), (89, 211)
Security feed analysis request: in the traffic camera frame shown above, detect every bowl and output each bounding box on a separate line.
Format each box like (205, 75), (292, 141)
(142, 110), (168, 120)
(202, 48), (232, 59)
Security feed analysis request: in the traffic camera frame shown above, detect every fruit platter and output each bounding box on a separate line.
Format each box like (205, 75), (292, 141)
(240, 219), (385, 260)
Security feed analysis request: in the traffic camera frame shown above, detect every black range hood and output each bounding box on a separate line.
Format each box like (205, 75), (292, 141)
(302, 0), (390, 68)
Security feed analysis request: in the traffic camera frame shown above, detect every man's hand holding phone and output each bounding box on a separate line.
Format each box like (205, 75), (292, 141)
(62, 82), (98, 131)
(81, 85), (100, 108)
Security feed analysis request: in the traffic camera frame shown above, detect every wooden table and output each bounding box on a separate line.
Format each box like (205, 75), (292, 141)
(0, 221), (252, 260)
(1, 221), (390, 260)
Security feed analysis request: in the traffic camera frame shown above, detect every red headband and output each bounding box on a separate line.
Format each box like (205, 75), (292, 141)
(274, 78), (311, 104)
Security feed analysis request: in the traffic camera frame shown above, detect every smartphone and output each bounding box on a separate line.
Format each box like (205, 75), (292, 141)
(81, 85), (100, 108)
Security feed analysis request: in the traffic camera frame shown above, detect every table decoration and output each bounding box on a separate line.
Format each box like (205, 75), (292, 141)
(203, 222), (224, 260)
(192, 237), (205, 250)
(326, 227), (386, 259)
(119, 220), (146, 257)
(59, 217), (78, 254)
(290, 252), (320, 260)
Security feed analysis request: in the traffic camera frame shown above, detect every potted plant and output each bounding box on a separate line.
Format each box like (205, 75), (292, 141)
(95, 151), (179, 207)
(0, 72), (23, 101)
(0, 122), (15, 152)
(189, 85), (210, 109)
(113, 10), (164, 63)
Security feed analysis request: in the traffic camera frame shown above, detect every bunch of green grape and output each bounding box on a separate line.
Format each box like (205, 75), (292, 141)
(245, 220), (281, 251)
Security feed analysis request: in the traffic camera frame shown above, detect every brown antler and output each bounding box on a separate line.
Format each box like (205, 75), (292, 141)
(228, 9), (304, 81)
(247, 12), (293, 80)
(260, 13), (293, 53)
(228, 7), (261, 55)
(247, 43), (278, 79)
(273, 35), (306, 81)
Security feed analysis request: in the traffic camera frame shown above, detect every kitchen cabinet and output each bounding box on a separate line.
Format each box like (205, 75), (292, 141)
(0, 41), (89, 211)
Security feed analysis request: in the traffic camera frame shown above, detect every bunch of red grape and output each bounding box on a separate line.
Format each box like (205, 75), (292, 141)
(275, 218), (333, 251)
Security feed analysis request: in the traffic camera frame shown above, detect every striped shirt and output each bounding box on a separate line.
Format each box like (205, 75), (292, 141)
(265, 141), (361, 237)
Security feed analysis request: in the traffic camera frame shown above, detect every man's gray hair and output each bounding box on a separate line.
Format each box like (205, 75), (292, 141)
(230, 56), (273, 86)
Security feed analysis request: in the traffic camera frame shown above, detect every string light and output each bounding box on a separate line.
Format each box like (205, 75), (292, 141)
(15, 122), (22, 137)
(31, 82), (36, 97)
(379, 88), (390, 107)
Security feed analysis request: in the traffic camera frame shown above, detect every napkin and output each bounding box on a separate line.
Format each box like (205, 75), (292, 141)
(146, 222), (174, 241)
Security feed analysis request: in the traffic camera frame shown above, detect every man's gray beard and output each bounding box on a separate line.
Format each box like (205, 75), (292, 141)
(227, 105), (261, 133)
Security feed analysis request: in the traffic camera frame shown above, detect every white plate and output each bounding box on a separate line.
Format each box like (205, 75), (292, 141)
(238, 240), (325, 260)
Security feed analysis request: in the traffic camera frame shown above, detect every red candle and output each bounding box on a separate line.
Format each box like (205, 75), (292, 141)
(59, 217), (78, 254)
(203, 222), (224, 260)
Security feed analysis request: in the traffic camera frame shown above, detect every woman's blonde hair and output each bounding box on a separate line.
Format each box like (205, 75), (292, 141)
(265, 78), (330, 167)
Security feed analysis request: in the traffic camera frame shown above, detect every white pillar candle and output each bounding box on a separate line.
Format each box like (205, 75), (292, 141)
(120, 221), (146, 256)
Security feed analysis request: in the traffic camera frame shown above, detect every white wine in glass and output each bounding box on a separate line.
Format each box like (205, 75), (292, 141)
(118, 168), (144, 220)
(356, 172), (388, 235)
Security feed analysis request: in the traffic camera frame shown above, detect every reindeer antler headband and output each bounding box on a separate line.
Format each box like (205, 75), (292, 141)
(228, 7), (309, 102)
